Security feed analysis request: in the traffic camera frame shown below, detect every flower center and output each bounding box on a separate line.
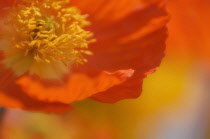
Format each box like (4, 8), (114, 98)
(1, 0), (94, 79)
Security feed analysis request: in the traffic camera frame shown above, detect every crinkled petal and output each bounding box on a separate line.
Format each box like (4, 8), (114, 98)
(83, 2), (168, 102)
(91, 72), (145, 103)
(1, 51), (71, 113)
(16, 69), (134, 104)
(0, 91), (73, 113)
(72, 0), (166, 33)
(0, 68), (72, 113)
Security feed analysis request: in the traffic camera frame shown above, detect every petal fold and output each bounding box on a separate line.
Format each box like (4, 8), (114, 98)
(91, 72), (145, 103)
(16, 69), (135, 104)
(83, 1), (168, 103)
(0, 69), (72, 113)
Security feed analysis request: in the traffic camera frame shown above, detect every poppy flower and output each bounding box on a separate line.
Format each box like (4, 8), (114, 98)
(0, 0), (168, 113)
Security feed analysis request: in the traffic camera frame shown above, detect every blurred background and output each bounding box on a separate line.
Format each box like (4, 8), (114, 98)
(0, 0), (210, 139)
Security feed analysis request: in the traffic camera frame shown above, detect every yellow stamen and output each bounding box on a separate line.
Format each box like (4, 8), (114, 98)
(1, 0), (95, 79)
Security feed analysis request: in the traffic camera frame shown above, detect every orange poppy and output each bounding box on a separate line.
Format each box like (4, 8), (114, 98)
(0, 0), (168, 113)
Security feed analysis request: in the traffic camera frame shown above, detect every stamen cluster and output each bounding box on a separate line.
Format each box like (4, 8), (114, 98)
(1, 0), (94, 78)
(9, 0), (93, 64)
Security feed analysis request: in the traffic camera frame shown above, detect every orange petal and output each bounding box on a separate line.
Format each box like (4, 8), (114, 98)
(16, 69), (135, 104)
(84, 2), (168, 71)
(0, 0), (13, 8)
(0, 0), (15, 17)
(82, 2), (168, 102)
(0, 69), (72, 113)
(71, 0), (142, 24)
(91, 72), (145, 103)
(0, 91), (73, 113)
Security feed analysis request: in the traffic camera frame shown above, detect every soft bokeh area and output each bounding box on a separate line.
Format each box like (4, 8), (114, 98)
(1, 53), (209, 139)
(0, 0), (210, 139)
